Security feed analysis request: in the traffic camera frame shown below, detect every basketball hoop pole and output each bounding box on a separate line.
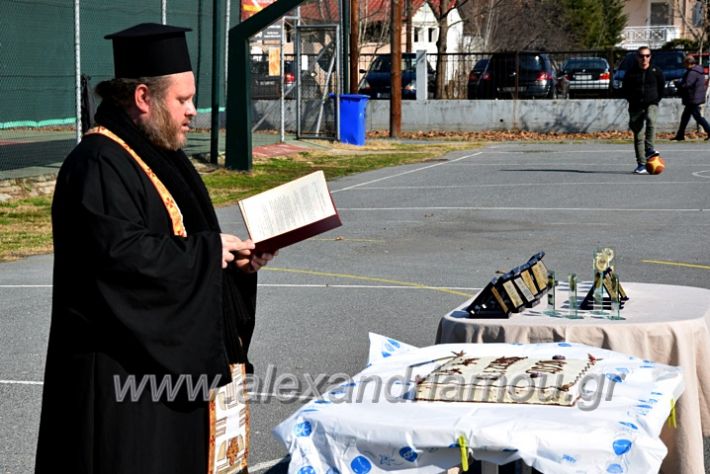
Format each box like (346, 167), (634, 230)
(226, 0), (312, 171)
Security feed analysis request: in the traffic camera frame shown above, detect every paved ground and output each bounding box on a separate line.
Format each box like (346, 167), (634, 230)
(1, 141), (709, 473)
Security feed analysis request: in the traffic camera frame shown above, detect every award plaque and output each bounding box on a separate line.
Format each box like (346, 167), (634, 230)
(530, 261), (548, 292)
(466, 251), (551, 319)
(502, 279), (525, 310)
(520, 269), (538, 295)
(490, 285), (510, 314)
(514, 276), (535, 303)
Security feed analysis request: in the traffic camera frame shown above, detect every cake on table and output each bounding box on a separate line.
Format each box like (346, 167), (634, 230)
(414, 352), (597, 407)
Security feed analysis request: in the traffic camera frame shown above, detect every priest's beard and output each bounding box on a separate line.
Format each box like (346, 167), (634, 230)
(139, 101), (187, 151)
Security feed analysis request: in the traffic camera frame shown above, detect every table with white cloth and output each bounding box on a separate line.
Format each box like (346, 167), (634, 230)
(274, 334), (684, 474)
(436, 282), (710, 474)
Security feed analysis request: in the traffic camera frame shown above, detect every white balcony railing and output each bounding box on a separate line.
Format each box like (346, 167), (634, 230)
(619, 26), (680, 49)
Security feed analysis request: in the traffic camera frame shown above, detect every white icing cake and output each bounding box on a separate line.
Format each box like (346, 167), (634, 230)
(414, 353), (597, 406)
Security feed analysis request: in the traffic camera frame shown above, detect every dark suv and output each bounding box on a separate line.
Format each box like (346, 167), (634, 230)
(358, 53), (436, 99)
(611, 50), (685, 97)
(471, 52), (568, 99)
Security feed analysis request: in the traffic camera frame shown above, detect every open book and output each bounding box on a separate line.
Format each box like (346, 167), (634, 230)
(238, 170), (342, 254)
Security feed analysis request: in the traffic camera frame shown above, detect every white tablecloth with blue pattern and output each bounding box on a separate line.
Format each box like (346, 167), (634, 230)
(273, 334), (684, 474)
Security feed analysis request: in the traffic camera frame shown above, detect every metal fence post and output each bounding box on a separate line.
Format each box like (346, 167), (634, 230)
(74, 0), (81, 144)
(211, 0), (224, 164)
(416, 50), (427, 101)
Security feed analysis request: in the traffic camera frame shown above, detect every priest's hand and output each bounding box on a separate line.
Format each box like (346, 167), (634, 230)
(220, 233), (255, 269)
(246, 251), (278, 273)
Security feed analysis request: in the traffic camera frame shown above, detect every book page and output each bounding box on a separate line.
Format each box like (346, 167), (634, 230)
(239, 171), (336, 242)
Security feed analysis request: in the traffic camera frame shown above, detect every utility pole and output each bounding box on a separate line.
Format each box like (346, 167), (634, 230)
(405, 0), (412, 53)
(350, 0), (359, 93)
(390, 0), (402, 137)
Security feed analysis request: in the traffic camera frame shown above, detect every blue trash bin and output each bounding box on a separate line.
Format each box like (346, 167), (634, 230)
(336, 94), (369, 146)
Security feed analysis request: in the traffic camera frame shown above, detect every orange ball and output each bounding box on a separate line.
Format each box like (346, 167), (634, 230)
(646, 155), (666, 175)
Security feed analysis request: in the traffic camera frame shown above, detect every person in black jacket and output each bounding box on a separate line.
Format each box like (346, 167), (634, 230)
(622, 46), (665, 174)
(671, 55), (710, 141)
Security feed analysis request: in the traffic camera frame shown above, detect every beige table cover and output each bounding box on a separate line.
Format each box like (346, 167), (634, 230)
(436, 282), (710, 474)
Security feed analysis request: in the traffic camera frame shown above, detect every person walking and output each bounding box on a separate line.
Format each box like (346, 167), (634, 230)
(622, 46), (665, 174)
(671, 55), (710, 141)
(35, 23), (275, 474)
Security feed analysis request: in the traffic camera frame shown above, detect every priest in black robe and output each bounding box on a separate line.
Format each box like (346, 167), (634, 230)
(35, 23), (274, 474)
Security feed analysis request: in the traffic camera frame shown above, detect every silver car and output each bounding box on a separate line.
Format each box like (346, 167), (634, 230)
(561, 57), (611, 98)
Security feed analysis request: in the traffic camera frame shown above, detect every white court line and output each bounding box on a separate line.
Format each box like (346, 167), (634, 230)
(260, 284), (478, 290)
(331, 151), (483, 192)
(339, 206), (709, 212)
(480, 148), (710, 154)
(354, 181), (706, 190)
(444, 161), (710, 167)
(481, 149), (630, 154)
(693, 170), (710, 179)
(0, 379), (43, 385)
(0, 284), (479, 291)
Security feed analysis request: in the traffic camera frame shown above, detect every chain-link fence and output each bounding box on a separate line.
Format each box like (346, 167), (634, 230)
(0, 0), (347, 174)
(0, 0), (237, 174)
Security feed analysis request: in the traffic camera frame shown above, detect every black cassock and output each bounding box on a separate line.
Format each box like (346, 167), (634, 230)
(35, 102), (256, 474)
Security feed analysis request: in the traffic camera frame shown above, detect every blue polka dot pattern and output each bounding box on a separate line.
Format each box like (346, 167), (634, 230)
(298, 466), (316, 474)
(399, 447), (418, 462)
(606, 463), (624, 473)
(612, 439), (632, 455)
(350, 456), (372, 474)
(294, 421), (313, 437)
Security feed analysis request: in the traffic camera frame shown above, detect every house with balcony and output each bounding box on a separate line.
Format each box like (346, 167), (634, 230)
(619, 0), (703, 49)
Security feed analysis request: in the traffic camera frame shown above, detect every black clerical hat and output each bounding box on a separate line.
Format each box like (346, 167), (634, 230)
(105, 23), (192, 79)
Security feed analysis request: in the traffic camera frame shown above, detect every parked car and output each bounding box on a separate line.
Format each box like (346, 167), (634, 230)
(358, 53), (436, 99)
(611, 50), (686, 97)
(472, 52), (569, 99)
(251, 60), (319, 99)
(561, 57), (611, 98)
(466, 58), (489, 99)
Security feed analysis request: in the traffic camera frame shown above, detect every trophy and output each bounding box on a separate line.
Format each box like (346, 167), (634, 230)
(590, 248), (610, 316)
(580, 247), (628, 314)
(608, 272), (625, 320)
(543, 270), (563, 317)
(566, 273), (582, 319)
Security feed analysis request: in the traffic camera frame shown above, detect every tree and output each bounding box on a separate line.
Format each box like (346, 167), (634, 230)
(559, 0), (627, 49)
(427, 0), (470, 98)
